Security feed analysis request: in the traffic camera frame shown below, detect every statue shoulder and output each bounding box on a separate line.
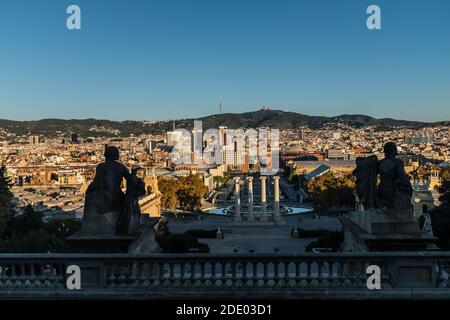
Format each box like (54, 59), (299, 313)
(96, 162), (107, 172)
(395, 158), (405, 167)
(355, 155), (378, 167)
(117, 162), (129, 172)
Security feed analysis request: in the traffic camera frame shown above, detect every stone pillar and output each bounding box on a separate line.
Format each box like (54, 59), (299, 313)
(273, 176), (280, 222)
(260, 176), (267, 222)
(247, 177), (254, 222)
(234, 177), (241, 222)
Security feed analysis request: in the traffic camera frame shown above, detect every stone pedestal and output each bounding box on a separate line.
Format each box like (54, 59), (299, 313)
(67, 218), (159, 254)
(347, 209), (419, 234)
(341, 209), (437, 252)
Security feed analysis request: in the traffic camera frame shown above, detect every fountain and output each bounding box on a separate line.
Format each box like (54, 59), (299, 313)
(204, 204), (312, 216)
(203, 175), (313, 218)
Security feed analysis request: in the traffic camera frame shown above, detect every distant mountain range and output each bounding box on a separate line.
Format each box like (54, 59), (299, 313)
(0, 109), (448, 137)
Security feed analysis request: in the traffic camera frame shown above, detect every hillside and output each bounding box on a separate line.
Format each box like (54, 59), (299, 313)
(0, 108), (442, 137)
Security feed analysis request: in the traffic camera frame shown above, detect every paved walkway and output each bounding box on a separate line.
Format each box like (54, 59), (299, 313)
(167, 214), (342, 254)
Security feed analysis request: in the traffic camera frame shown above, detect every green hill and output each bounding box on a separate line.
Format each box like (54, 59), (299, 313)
(0, 108), (443, 137)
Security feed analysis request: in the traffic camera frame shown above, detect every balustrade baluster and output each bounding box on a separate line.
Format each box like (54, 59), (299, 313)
(189, 262), (196, 286)
(305, 261), (313, 287)
(129, 263), (139, 288)
(284, 261), (290, 281)
(345, 261), (354, 287)
(195, 262), (204, 287)
(16, 263), (26, 288)
(4, 265), (12, 288)
(0, 254), (448, 296)
(159, 262), (167, 286)
(31, 264), (41, 288)
(320, 261), (331, 287)
(180, 262), (186, 285)
(168, 262), (175, 286)
(216, 261), (225, 287)
(47, 265), (58, 289)
(140, 263), (150, 288)
(221, 262), (226, 281)
(242, 261), (248, 281)
(252, 261), (258, 280)
(10, 264), (18, 288)
(200, 262), (206, 281)
(295, 260), (301, 286)
(210, 261), (216, 280)
(107, 264), (117, 289)
(116, 265), (127, 289)
(55, 264), (64, 288)
(273, 260), (280, 286)
(231, 261), (239, 287)
(263, 261), (269, 287)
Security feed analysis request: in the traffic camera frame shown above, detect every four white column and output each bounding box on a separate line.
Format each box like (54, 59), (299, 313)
(233, 175), (281, 223)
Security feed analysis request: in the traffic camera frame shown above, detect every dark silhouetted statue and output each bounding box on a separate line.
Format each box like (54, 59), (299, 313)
(353, 142), (413, 213)
(80, 146), (143, 235)
(116, 165), (146, 234)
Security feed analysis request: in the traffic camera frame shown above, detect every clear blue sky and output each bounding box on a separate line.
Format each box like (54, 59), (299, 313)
(0, 0), (449, 122)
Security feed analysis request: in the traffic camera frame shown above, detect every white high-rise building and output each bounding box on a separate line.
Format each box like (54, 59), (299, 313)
(166, 131), (183, 147)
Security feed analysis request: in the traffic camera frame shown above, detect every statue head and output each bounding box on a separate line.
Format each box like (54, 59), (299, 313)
(104, 146), (119, 161)
(383, 142), (398, 159)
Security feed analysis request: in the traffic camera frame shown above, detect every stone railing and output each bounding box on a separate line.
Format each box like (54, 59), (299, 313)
(0, 252), (449, 299)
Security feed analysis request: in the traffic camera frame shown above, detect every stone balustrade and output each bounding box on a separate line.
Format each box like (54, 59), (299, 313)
(0, 252), (449, 299)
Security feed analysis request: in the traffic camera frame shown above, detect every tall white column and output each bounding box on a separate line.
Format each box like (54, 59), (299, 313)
(247, 176), (254, 222)
(260, 176), (267, 222)
(273, 176), (280, 222)
(234, 177), (241, 222)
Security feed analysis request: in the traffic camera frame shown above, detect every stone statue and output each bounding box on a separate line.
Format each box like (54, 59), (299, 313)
(345, 142), (435, 251)
(378, 142), (413, 210)
(353, 155), (379, 209)
(353, 142), (413, 213)
(116, 164), (146, 234)
(422, 213), (434, 235)
(80, 146), (139, 236)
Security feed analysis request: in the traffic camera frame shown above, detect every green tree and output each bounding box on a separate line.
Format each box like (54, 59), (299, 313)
(287, 171), (298, 183)
(158, 177), (179, 210)
(157, 174), (208, 213)
(0, 229), (68, 253)
(0, 165), (13, 238)
(177, 174), (208, 212)
(6, 204), (44, 236)
(306, 172), (355, 211)
(437, 167), (450, 205)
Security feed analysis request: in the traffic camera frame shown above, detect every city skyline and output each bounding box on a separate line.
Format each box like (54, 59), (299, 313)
(1, 0), (450, 122)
